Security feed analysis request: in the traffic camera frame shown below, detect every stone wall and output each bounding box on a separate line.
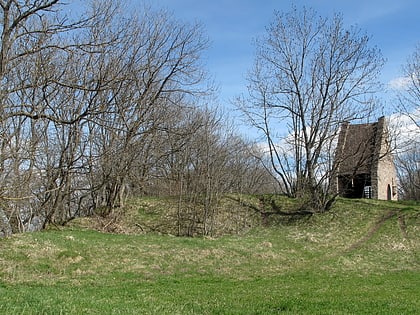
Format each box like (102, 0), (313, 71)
(374, 117), (398, 200)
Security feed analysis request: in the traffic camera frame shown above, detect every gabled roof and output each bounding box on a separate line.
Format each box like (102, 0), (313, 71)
(335, 121), (378, 176)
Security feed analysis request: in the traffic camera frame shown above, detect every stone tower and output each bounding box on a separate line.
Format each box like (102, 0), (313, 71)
(332, 117), (398, 200)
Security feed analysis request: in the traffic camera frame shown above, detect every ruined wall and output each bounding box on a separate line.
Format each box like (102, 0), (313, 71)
(372, 117), (398, 200)
(333, 117), (398, 200)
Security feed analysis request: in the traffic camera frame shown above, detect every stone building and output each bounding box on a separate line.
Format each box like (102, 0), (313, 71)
(332, 117), (398, 200)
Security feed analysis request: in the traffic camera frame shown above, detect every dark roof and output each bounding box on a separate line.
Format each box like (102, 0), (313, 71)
(336, 122), (378, 175)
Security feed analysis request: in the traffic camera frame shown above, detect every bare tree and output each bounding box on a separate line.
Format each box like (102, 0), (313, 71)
(0, 0), (212, 234)
(396, 144), (420, 200)
(0, 0), (92, 234)
(395, 44), (420, 200)
(141, 105), (275, 236)
(398, 44), (420, 129)
(238, 7), (384, 211)
(85, 7), (210, 214)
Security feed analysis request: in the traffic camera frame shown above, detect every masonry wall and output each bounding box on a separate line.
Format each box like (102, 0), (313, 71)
(375, 118), (398, 200)
(376, 156), (398, 200)
(333, 117), (398, 200)
(368, 117), (398, 200)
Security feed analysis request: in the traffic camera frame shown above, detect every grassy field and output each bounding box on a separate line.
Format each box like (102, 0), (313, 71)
(0, 197), (419, 314)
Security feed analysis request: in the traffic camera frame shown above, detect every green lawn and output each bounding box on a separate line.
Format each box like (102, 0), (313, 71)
(0, 197), (419, 314)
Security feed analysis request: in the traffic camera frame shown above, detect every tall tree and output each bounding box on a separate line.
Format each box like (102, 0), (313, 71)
(0, 0), (92, 234)
(85, 7), (209, 212)
(238, 7), (384, 211)
(395, 44), (420, 200)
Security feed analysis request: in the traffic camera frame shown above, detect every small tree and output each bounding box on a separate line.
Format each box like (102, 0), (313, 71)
(238, 7), (384, 211)
(396, 144), (420, 200)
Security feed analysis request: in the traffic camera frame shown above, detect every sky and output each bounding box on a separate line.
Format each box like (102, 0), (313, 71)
(65, 0), (419, 138)
(143, 0), (419, 114)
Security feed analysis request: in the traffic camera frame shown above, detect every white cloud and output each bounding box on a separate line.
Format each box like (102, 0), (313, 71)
(388, 76), (411, 90)
(388, 111), (420, 153)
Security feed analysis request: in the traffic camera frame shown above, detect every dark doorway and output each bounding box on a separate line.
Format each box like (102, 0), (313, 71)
(337, 174), (371, 198)
(387, 184), (392, 200)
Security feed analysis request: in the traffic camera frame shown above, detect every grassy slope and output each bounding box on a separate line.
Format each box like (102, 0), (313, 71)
(0, 197), (419, 314)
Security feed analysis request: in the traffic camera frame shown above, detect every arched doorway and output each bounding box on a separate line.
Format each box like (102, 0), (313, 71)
(387, 184), (392, 200)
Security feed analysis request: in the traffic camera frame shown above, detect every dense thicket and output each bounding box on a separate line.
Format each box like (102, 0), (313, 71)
(0, 0), (274, 236)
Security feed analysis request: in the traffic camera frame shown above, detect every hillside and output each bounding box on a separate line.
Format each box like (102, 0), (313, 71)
(0, 196), (419, 314)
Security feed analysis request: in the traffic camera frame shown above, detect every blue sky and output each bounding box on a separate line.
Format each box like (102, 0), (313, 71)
(146, 0), (419, 112)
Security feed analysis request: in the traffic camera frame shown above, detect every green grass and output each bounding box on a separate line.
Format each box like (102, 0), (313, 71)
(0, 197), (419, 314)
